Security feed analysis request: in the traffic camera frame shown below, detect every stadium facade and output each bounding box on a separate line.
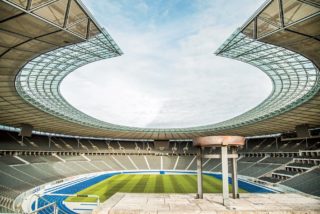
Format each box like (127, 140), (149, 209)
(0, 0), (320, 213)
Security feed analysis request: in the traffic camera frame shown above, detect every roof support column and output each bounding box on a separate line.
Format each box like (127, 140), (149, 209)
(63, 0), (72, 28)
(26, 0), (32, 10)
(278, 0), (285, 28)
(48, 136), (51, 149)
(253, 18), (257, 39)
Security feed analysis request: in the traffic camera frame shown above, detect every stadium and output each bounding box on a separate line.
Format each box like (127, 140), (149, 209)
(0, 0), (319, 213)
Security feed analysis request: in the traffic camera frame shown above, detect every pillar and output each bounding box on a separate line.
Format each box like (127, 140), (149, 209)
(196, 147), (203, 199)
(231, 146), (239, 199)
(245, 139), (248, 152)
(53, 203), (58, 214)
(221, 146), (229, 205)
(306, 138), (308, 149)
(35, 196), (38, 211)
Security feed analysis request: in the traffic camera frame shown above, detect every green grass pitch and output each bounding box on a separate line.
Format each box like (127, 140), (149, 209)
(65, 174), (246, 202)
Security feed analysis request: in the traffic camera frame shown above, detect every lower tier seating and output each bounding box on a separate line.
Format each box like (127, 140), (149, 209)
(0, 152), (319, 213)
(282, 168), (320, 196)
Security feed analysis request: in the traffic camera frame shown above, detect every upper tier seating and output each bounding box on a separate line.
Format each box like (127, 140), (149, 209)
(241, 137), (320, 153)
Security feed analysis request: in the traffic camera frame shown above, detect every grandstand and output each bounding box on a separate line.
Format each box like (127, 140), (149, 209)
(0, 130), (320, 212)
(0, 0), (320, 213)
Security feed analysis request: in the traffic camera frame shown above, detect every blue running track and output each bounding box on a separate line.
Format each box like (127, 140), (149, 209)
(32, 171), (274, 214)
(32, 173), (117, 214)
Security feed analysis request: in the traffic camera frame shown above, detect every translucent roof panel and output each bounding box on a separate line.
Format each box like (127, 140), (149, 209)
(15, 28), (319, 134)
(0, 0), (319, 139)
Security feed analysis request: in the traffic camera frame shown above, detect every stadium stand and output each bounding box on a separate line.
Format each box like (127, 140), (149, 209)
(0, 131), (320, 212)
(1, 129), (320, 212)
(260, 157), (293, 164)
(239, 163), (281, 178)
(1, 132), (320, 213)
(281, 168), (320, 197)
(162, 156), (178, 170)
(0, 0), (319, 212)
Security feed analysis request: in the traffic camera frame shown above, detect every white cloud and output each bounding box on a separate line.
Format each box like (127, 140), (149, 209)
(61, 0), (271, 129)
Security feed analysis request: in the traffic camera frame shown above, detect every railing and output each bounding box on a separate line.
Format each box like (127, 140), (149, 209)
(299, 150), (320, 157)
(0, 149), (198, 156)
(29, 202), (57, 214)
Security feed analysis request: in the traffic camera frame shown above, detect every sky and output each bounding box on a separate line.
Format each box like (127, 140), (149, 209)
(60, 0), (272, 129)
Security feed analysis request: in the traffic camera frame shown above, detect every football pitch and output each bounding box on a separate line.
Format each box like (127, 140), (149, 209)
(65, 174), (246, 202)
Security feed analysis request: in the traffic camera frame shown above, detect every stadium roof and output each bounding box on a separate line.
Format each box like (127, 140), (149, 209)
(0, 0), (319, 139)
